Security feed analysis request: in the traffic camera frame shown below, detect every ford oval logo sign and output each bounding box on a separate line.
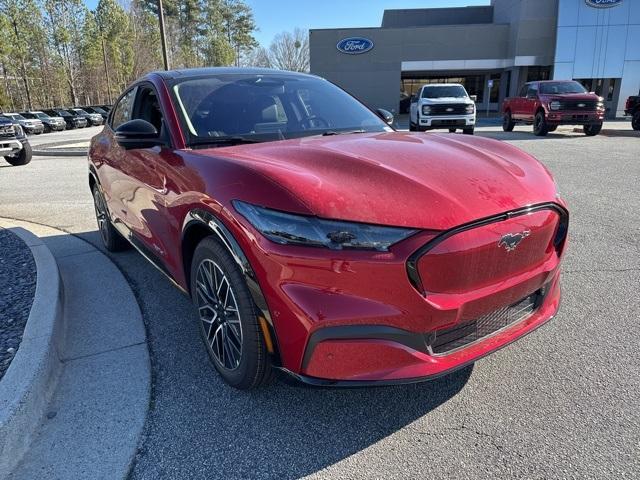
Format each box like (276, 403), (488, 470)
(337, 37), (374, 55)
(585, 0), (622, 7)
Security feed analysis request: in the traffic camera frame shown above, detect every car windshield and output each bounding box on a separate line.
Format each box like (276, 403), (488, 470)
(422, 85), (468, 98)
(34, 112), (50, 119)
(170, 73), (389, 145)
(91, 107), (107, 114)
(55, 110), (71, 117)
(539, 81), (587, 95)
(9, 114), (26, 120)
(74, 109), (89, 115)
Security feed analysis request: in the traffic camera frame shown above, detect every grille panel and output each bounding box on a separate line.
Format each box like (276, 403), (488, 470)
(427, 293), (538, 355)
(559, 100), (597, 111)
(0, 126), (15, 138)
(429, 104), (469, 116)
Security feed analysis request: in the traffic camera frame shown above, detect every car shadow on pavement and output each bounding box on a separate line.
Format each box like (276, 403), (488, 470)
(476, 131), (581, 141)
(70, 229), (473, 480)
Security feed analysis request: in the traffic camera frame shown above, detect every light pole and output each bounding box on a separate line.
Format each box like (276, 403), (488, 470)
(157, 0), (170, 70)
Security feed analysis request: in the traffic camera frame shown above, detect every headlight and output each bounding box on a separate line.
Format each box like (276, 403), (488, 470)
(13, 125), (23, 136)
(465, 104), (475, 114)
(421, 105), (431, 115)
(549, 101), (561, 111)
(596, 102), (605, 110)
(233, 201), (418, 251)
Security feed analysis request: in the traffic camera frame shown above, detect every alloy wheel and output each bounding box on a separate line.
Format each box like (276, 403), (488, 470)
(93, 189), (109, 244)
(195, 259), (243, 370)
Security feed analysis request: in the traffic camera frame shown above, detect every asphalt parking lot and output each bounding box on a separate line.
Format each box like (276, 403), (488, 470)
(1, 124), (638, 479)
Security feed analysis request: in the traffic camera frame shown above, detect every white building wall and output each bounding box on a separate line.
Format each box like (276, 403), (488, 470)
(554, 0), (640, 116)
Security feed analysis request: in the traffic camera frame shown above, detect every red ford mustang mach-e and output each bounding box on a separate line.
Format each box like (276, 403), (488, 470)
(88, 68), (568, 389)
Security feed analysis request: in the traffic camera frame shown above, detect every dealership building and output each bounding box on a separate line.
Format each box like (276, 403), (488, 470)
(309, 0), (640, 118)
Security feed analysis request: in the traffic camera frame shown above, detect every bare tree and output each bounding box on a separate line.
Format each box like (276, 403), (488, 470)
(267, 28), (309, 72)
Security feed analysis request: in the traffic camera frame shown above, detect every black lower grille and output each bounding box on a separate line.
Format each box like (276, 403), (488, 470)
(427, 292), (539, 355)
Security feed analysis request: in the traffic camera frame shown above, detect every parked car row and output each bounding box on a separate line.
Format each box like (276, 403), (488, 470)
(0, 105), (111, 135)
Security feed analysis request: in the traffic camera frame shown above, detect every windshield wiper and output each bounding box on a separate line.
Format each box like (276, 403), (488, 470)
(189, 136), (262, 148)
(321, 129), (366, 136)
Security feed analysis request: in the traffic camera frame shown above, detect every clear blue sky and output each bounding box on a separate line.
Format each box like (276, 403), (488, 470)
(83, 0), (490, 46)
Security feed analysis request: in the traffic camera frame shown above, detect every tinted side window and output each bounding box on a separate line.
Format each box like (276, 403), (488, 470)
(526, 84), (538, 98)
(518, 84), (528, 98)
(110, 88), (137, 129)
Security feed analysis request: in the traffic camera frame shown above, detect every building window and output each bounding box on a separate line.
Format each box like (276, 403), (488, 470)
(527, 66), (552, 82)
(489, 73), (501, 103)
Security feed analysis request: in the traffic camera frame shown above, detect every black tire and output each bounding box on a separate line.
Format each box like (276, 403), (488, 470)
(409, 119), (416, 131)
(190, 237), (274, 390)
(632, 111), (640, 131)
(547, 125), (558, 132)
(92, 185), (129, 251)
(533, 111), (549, 136)
(583, 123), (602, 136)
(462, 128), (474, 135)
(4, 142), (32, 166)
(448, 128), (456, 133)
(502, 111), (515, 132)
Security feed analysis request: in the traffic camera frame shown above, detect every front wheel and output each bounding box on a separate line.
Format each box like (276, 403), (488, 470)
(448, 128), (456, 133)
(462, 128), (474, 135)
(4, 142), (32, 166)
(191, 237), (274, 390)
(632, 111), (640, 131)
(502, 111), (515, 132)
(583, 123), (602, 136)
(533, 112), (549, 136)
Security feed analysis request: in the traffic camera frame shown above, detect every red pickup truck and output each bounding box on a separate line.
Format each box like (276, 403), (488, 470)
(502, 80), (605, 136)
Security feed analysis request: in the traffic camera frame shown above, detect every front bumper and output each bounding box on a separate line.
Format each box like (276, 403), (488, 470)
(546, 110), (604, 125)
(0, 139), (23, 156)
(230, 202), (568, 385)
(419, 114), (475, 128)
(24, 125), (44, 134)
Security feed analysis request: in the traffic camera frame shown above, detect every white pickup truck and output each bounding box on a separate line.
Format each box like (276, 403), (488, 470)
(409, 83), (476, 134)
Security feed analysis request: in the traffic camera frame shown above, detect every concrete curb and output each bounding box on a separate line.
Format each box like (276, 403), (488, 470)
(32, 149), (87, 157)
(0, 227), (64, 478)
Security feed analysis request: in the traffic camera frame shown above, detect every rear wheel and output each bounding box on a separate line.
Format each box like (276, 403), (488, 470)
(502, 111), (515, 132)
(92, 185), (129, 251)
(583, 123), (602, 136)
(547, 125), (558, 132)
(462, 127), (474, 135)
(191, 237), (274, 390)
(448, 128), (456, 133)
(4, 142), (32, 166)
(533, 111), (548, 136)
(632, 111), (640, 131)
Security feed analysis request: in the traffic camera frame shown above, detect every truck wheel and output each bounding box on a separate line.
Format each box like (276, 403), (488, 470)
(462, 128), (474, 135)
(547, 125), (558, 132)
(502, 111), (515, 132)
(4, 142), (32, 166)
(409, 121), (416, 132)
(632, 111), (640, 131)
(448, 128), (456, 133)
(583, 123), (602, 136)
(533, 112), (549, 136)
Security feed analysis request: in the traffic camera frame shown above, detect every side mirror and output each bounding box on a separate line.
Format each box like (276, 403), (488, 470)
(470, 95), (477, 102)
(115, 119), (161, 149)
(376, 108), (394, 126)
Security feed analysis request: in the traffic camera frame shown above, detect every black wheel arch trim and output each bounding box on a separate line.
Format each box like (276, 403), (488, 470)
(182, 208), (282, 365)
(406, 202), (569, 295)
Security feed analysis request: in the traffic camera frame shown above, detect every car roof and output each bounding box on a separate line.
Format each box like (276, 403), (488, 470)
(149, 66), (318, 81)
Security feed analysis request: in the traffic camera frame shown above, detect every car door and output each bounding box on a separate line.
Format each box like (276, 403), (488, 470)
(523, 83), (539, 121)
(113, 83), (184, 273)
(93, 86), (137, 234)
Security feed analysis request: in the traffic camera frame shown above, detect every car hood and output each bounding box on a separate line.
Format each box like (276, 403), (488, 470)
(540, 93), (601, 101)
(421, 97), (473, 104)
(209, 132), (558, 230)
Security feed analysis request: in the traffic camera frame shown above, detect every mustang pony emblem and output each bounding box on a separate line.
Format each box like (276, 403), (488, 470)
(498, 230), (530, 252)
